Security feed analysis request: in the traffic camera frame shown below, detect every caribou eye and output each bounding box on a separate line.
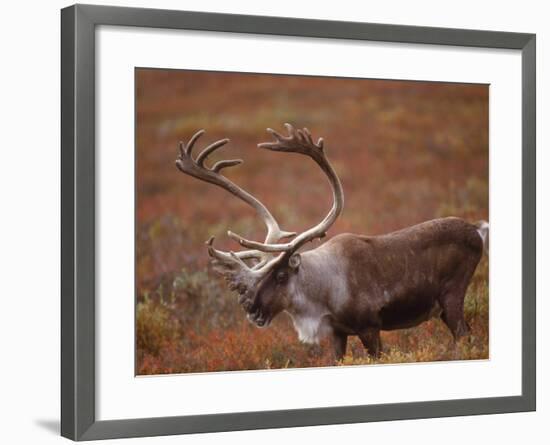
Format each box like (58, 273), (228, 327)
(276, 271), (288, 284)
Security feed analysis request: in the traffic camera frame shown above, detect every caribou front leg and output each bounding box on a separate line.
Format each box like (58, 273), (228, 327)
(359, 328), (382, 358)
(332, 331), (348, 361)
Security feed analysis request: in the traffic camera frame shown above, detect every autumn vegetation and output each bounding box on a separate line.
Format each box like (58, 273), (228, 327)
(136, 69), (489, 375)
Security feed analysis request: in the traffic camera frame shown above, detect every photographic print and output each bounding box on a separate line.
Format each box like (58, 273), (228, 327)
(135, 69), (489, 375)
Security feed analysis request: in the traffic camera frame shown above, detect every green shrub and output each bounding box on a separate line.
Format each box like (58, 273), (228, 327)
(136, 295), (180, 356)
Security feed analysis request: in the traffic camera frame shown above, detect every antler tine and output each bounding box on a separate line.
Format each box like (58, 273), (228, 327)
(196, 138), (230, 167)
(185, 129), (206, 156)
(258, 123), (324, 153)
(205, 237), (257, 261)
(177, 132), (242, 177)
(212, 159), (243, 173)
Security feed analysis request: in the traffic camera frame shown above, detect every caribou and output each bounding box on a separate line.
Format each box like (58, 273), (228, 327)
(175, 124), (489, 360)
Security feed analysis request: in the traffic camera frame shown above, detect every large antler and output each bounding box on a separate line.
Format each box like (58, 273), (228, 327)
(175, 130), (295, 303)
(228, 123), (344, 256)
(175, 130), (296, 261)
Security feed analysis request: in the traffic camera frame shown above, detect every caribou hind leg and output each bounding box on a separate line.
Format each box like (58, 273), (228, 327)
(439, 288), (471, 341)
(438, 252), (480, 341)
(359, 328), (382, 358)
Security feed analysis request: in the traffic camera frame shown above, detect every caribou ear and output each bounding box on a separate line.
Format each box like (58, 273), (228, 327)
(288, 253), (301, 270)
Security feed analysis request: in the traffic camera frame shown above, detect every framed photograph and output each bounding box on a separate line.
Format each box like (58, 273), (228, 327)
(61, 4), (536, 441)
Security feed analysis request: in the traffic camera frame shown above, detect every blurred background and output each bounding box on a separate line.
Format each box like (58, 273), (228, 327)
(136, 69), (488, 375)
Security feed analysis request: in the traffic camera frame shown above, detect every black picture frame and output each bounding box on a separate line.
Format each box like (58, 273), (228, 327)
(61, 4), (536, 441)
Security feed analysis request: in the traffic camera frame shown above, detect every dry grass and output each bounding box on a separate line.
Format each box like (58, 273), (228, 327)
(135, 69), (488, 375)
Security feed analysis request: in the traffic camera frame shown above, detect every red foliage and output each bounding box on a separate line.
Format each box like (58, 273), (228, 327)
(135, 69), (489, 375)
